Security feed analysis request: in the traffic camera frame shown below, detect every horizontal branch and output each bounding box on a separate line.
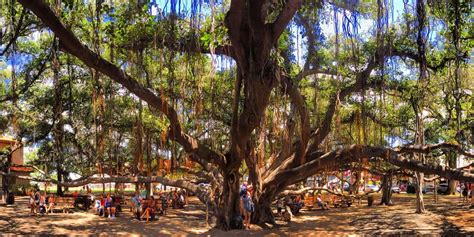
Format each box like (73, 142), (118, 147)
(267, 144), (474, 189)
(277, 187), (341, 198)
(391, 48), (468, 72)
(394, 143), (474, 158)
(295, 68), (338, 83)
(0, 170), (213, 204)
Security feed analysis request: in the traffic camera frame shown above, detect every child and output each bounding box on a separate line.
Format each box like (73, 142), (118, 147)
(29, 190), (36, 215)
(98, 195), (105, 216)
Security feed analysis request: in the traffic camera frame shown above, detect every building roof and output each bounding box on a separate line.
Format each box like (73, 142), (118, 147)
(0, 136), (17, 145)
(10, 165), (34, 173)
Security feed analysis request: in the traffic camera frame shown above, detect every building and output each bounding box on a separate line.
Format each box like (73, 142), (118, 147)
(0, 136), (33, 188)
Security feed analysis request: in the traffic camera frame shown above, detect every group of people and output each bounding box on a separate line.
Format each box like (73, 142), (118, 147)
(131, 190), (179, 222)
(94, 193), (118, 219)
(28, 189), (55, 215)
(170, 189), (187, 209)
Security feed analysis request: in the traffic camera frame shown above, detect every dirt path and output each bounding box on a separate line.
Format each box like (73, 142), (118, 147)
(0, 194), (472, 236)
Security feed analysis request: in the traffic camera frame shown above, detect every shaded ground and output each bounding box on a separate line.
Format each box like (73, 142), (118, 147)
(0, 194), (472, 236)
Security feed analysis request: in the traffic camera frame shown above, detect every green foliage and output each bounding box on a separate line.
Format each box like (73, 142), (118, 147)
(0, 0), (472, 181)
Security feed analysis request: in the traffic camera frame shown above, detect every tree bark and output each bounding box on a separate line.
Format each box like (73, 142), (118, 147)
(415, 171), (426, 213)
(56, 165), (63, 196)
(216, 167), (241, 230)
(380, 173), (393, 205)
(447, 151), (457, 195)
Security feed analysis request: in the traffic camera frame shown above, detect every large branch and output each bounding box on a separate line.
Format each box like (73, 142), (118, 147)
(225, 0), (247, 70)
(395, 143), (474, 158)
(277, 187), (342, 198)
(19, 0), (225, 168)
(264, 75), (311, 176)
(391, 48), (468, 72)
(267, 144), (474, 190)
(295, 68), (338, 83)
(309, 56), (379, 149)
(271, 0), (303, 42)
(1, 170), (212, 202)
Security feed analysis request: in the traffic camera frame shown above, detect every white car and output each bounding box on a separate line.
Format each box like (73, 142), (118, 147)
(365, 184), (380, 192)
(391, 185), (400, 193)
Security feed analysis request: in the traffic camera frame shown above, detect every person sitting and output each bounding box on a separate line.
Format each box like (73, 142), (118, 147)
(171, 190), (179, 209)
(114, 195), (122, 213)
(295, 195), (304, 213)
(140, 197), (156, 222)
(317, 194), (329, 210)
(159, 192), (168, 215)
(176, 191), (185, 209)
(131, 192), (140, 213)
(276, 198), (284, 217)
(46, 194), (55, 214)
(94, 196), (101, 215)
(98, 195), (106, 216)
(105, 194), (116, 219)
(39, 192), (47, 214)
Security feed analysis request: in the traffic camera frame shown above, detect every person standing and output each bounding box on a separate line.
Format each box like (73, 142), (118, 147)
(29, 190), (36, 215)
(461, 183), (468, 203)
(240, 188), (254, 229)
(240, 182), (248, 192)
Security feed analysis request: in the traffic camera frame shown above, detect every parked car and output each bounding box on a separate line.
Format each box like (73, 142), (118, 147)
(365, 184), (380, 192)
(437, 183), (449, 194)
(391, 185), (400, 194)
(423, 184), (435, 194)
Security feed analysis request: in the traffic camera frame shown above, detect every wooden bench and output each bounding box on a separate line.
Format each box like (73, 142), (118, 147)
(304, 195), (315, 210)
(55, 197), (75, 213)
(333, 196), (353, 208)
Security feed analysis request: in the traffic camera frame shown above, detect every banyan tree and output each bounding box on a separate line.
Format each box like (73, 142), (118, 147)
(1, 0), (472, 230)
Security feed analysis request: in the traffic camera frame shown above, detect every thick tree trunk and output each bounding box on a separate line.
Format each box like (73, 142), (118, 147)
(1, 153), (11, 203)
(56, 166), (63, 196)
(216, 167), (241, 230)
(415, 171), (426, 213)
(447, 151), (457, 195)
(254, 196), (276, 225)
(380, 174), (393, 205)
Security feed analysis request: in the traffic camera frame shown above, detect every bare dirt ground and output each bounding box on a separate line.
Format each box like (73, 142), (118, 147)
(0, 194), (472, 236)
